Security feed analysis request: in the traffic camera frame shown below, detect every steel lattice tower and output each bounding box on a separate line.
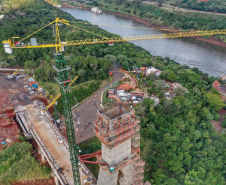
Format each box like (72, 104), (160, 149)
(54, 53), (81, 185)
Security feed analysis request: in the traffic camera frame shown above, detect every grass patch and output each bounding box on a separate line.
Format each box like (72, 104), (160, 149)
(102, 88), (112, 105)
(78, 137), (101, 152)
(78, 137), (101, 179)
(102, 81), (120, 105)
(84, 163), (100, 179)
(41, 78), (110, 100)
(0, 142), (51, 185)
(39, 82), (60, 96)
(70, 80), (96, 89)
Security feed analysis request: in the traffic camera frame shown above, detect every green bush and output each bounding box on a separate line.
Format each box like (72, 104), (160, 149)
(213, 113), (220, 121)
(18, 135), (26, 142)
(222, 120), (226, 128)
(56, 81), (101, 113)
(0, 142), (51, 184)
(223, 114), (226, 121)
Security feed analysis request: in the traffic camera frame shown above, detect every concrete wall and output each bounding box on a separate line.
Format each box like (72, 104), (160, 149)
(97, 167), (119, 185)
(102, 139), (131, 166)
(119, 163), (134, 185)
(97, 161), (134, 185)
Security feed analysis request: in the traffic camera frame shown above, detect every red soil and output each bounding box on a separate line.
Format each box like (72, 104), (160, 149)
(0, 121), (19, 150)
(211, 109), (226, 133)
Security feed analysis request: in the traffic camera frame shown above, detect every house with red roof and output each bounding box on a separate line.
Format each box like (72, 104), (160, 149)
(117, 82), (133, 91)
(212, 80), (226, 96)
(140, 67), (147, 71)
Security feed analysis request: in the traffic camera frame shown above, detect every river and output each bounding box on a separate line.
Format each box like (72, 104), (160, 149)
(61, 8), (226, 77)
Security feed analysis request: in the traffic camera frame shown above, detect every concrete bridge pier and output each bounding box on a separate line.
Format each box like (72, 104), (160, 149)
(41, 153), (46, 162)
(38, 148), (47, 163)
(54, 176), (60, 185)
(51, 170), (60, 185)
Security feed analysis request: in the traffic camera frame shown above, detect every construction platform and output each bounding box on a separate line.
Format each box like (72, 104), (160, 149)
(94, 105), (145, 185)
(16, 102), (96, 185)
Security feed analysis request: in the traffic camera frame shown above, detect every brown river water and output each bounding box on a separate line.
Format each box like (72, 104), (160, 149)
(62, 8), (226, 77)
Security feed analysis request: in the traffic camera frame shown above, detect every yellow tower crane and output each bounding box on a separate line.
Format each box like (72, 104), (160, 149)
(46, 75), (79, 110)
(2, 17), (226, 53)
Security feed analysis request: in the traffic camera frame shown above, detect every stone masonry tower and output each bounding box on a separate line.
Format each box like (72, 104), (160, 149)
(94, 105), (145, 185)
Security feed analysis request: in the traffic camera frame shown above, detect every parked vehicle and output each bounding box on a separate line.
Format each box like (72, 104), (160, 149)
(6, 74), (15, 80)
(57, 136), (63, 144)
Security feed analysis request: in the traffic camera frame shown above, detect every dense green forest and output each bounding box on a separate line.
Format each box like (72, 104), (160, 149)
(56, 80), (101, 113)
(166, 0), (226, 13)
(1, 0), (226, 184)
(80, 0), (226, 43)
(134, 57), (226, 184)
(0, 142), (51, 184)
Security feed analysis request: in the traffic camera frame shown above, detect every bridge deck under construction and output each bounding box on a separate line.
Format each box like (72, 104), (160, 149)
(16, 103), (95, 185)
(18, 103), (74, 184)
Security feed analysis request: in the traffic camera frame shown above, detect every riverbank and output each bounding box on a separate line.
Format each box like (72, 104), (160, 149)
(104, 11), (226, 48)
(144, 2), (226, 16)
(61, 4), (226, 48)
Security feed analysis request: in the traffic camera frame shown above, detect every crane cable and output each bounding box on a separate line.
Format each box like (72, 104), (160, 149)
(16, 18), (203, 44)
(18, 19), (108, 43)
(63, 29), (226, 47)
(67, 20), (189, 32)
(65, 22), (109, 39)
(15, 18), (226, 47)
(18, 20), (56, 42)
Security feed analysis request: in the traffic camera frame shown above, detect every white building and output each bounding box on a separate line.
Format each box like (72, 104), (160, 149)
(164, 92), (176, 100)
(0, 15), (5, 19)
(146, 67), (161, 76)
(91, 7), (102, 13)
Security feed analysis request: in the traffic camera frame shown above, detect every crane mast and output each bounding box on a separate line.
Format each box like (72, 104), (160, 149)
(53, 18), (81, 185)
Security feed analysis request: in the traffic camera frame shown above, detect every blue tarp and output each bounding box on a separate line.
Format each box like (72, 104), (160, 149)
(31, 84), (38, 88)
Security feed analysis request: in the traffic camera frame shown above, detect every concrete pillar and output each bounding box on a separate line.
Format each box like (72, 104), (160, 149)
(119, 163), (134, 185)
(102, 139), (131, 166)
(41, 153), (46, 162)
(54, 176), (60, 185)
(97, 167), (119, 185)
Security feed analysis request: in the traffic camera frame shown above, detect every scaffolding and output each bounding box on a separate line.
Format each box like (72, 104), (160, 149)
(94, 105), (145, 185)
(94, 106), (140, 148)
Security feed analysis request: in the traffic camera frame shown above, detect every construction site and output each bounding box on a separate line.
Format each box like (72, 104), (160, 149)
(0, 71), (145, 183)
(0, 68), (146, 185)
(2, 12), (226, 185)
(0, 71), (47, 149)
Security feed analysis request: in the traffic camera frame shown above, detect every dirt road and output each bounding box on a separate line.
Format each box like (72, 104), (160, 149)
(73, 62), (124, 144)
(211, 109), (226, 133)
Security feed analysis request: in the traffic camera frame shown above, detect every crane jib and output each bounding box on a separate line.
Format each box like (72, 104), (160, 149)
(2, 17), (226, 54)
(5, 29), (226, 51)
